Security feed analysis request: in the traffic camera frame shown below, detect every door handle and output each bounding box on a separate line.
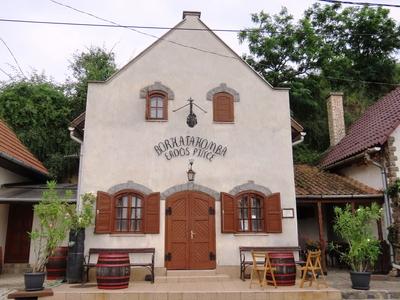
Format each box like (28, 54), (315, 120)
(190, 230), (196, 239)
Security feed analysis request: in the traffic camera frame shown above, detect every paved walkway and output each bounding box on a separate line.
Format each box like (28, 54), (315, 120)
(0, 270), (399, 300)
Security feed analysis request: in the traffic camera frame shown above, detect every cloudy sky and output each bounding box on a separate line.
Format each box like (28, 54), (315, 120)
(1, 0), (400, 83)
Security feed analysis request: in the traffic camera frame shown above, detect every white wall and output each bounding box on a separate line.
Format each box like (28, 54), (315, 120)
(338, 163), (382, 190)
(80, 15), (298, 267)
(0, 166), (27, 186)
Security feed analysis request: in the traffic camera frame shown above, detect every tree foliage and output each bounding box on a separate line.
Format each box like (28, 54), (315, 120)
(239, 4), (400, 163)
(0, 46), (117, 180)
(0, 73), (77, 180)
(67, 46), (117, 117)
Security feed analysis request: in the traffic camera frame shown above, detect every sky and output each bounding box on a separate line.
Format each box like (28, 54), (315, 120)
(1, 0), (400, 84)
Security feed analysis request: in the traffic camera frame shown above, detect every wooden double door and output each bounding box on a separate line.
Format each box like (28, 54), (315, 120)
(165, 191), (216, 270)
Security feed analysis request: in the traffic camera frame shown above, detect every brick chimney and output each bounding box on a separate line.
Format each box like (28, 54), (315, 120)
(182, 11), (201, 19)
(327, 92), (345, 146)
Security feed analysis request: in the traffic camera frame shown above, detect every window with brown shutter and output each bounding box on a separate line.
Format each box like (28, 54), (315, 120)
(95, 191), (113, 233)
(220, 191), (282, 234)
(143, 192), (160, 234)
(221, 192), (236, 233)
(94, 189), (160, 234)
(213, 92), (234, 122)
(146, 91), (168, 121)
(264, 193), (282, 233)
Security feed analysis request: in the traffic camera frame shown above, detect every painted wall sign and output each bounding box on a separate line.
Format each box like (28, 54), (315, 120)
(154, 136), (228, 161)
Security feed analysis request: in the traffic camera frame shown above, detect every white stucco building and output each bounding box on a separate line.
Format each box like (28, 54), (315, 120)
(70, 11), (301, 275)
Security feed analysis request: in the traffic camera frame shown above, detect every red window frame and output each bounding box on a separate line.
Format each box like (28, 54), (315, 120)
(146, 91), (168, 121)
(236, 192), (264, 232)
(113, 191), (144, 233)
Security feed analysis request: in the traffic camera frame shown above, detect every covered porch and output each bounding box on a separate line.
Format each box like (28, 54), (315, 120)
(294, 165), (390, 273)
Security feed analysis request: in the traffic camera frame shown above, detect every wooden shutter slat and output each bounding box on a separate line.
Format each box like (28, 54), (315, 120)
(95, 191), (113, 233)
(213, 93), (234, 122)
(221, 192), (236, 233)
(144, 192), (160, 234)
(264, 193), (282, 233)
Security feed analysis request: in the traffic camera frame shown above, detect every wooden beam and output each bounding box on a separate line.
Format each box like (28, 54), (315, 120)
(317, 201), (327, 273)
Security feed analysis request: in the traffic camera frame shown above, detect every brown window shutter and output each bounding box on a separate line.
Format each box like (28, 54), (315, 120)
(213, 93), (234, 122)
(221, 192), (237, 233)
(144, 192), (160, 234)
(95, 191), (113, 233)
(264, 193), (282, 233)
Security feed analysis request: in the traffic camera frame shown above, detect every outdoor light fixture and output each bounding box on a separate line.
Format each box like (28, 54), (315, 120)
(173, 97), (207, 128)
(187, 159), (196, 182)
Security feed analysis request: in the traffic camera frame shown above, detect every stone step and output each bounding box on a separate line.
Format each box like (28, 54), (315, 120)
(155, 273), (231, 283)
(2, 263), (31, 274)
(49, 289), (342, 300)
(166, 269), (217, 276)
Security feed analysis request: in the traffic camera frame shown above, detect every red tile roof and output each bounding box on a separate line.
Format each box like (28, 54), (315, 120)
(320, 87), (400, 168)
(295, 164), (381, 196)
(0, 119), (48, 176)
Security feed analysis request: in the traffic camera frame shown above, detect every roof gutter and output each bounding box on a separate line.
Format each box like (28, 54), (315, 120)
(296, 194), (383, 199)
(322, 147), (381, 170)
(292, 132), (306, 147)
(68, 127), (83, 144)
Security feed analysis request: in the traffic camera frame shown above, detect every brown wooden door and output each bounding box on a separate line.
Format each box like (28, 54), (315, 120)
(4, 203), (34, 263)
(165, 191), (216, 270)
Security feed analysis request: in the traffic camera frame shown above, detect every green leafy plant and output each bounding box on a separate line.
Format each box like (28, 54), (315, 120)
(332, 203), (382, 272)
(29, 181), (72, 272)
(65, 192), (96, 230)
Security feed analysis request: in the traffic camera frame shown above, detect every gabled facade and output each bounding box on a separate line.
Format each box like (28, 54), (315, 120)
(72, 11), (298, 275)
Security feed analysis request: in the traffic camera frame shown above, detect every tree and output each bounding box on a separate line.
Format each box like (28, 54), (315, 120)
(239, 4), (400, 162)
(67, 46), (117, 117)
(0, 73), (77, 180)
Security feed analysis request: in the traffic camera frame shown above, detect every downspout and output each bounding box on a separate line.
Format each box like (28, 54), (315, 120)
(292, 132), (306, 146)
(68, 127), (83, 211)
(364, 149), (394, 264)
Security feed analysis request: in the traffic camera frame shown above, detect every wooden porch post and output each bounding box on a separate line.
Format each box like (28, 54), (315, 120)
(317, 201), (327, 273)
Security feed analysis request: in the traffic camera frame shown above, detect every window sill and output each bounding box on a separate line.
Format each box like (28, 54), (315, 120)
(213, 121), (235, 124)
(109, 233), (146, 237)
(234, 233), (269, 236)
(146, 119), (168, 122)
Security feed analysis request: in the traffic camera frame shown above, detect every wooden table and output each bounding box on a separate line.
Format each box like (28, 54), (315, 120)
(7, 288), (53, 300)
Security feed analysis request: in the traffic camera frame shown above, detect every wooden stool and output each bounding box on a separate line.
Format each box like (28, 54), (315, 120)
(7, 289), (53, 300)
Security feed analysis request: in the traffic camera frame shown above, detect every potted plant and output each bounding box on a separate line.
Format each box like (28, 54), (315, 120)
(27, 181), (71, 291)
(332, 203), (382, 290)
(65, 192), (95, 283)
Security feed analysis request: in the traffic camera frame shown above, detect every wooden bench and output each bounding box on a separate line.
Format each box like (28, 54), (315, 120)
(84, 248), (155, 283)
(239, 246), (301, 280)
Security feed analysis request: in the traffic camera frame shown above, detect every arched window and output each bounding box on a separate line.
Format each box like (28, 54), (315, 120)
(221, 191), (282, 233)
(213, 92), (234, 122)
(95, 190), (160, 234)
(237, 192), (264, 232)
(146, 92), (168, 120)
(114, 191), (144, 232)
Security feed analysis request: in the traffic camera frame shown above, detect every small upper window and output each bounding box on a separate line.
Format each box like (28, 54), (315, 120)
(213, 92), (234, 122)
(146, 92), (167, 120)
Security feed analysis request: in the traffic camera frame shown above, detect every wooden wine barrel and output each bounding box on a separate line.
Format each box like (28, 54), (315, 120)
(46, 246), (68, 280)
(266, 252), (296, 286)
(96, 253), (130, 289)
